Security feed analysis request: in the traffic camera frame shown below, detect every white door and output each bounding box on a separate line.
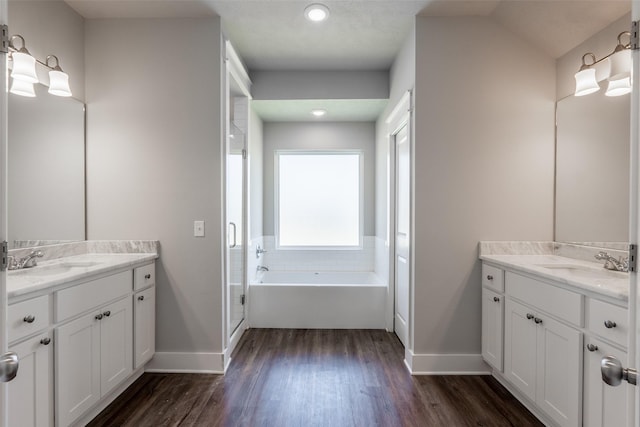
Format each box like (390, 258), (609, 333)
(481, 288), (504, 371)
(394, 123), (410, 347)
(0, 1), (12, 426)
(504, 298), (537, 402)
(99, 297), (132, 397)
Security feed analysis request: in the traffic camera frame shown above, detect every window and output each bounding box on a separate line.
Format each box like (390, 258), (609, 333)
(276, 151), (362, 248)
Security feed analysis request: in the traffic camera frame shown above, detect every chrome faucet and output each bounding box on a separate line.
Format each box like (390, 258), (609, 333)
(8, 250), (44, 270)
(257, 265), (269, 272)
(595, 251), (629, 272)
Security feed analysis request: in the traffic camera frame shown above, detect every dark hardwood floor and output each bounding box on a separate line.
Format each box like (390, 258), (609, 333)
(88, 329), (542, 427)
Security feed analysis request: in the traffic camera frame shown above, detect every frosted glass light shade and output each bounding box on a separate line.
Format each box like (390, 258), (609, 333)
(48, 70), (72, 97)
(10, 79), (36, 97)
(608, 49), (631, 80)
(605, 77), (631, 96)
(574, 68), (600, 96)
(11, 51), (38, 83)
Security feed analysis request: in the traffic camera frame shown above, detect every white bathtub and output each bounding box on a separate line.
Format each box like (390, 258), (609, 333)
(249, 271), (387, 329)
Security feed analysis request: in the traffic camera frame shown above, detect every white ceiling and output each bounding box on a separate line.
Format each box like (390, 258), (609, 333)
(252, 99), (388, 122)
(64, 0), (631, 122)
(66, 0), (631, 70)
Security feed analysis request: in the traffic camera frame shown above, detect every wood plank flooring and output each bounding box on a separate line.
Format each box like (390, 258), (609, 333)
(88, 329), (542, 427)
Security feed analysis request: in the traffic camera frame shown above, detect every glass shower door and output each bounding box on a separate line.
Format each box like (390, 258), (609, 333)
(227, 123), (246, 335)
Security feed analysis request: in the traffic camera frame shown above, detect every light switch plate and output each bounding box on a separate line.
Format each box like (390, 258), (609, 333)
(194, 220), (205, 237)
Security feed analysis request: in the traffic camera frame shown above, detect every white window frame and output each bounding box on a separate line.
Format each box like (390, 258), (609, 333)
(274, 149), (365, 250)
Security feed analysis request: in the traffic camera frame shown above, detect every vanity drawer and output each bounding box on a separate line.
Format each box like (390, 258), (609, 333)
(587, 298), (628, 347)
(505, 271), (583, 326)
(8, 295), (50, 344)
(482, 264), (504, 292)
(55, 270), (132, 322)
(134, 263), (155, 291)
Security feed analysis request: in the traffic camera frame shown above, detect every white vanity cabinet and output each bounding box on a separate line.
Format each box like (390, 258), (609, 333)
(56, 295), (132, 426)
(583, 337), (628, 427)
(481, 264), (504, 371)
(483, 265), (583, 427)
(582, 297), (629, 427)
(7, 294), (53, 427)
(133, 263), (156, 369)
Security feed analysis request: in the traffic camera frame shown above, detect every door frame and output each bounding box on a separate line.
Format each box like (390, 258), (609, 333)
(1, 0), (9, 423)
(385, 91), (414, 361)
(221, 39), (252, 370)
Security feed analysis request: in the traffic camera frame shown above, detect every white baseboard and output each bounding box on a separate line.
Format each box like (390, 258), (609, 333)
(405, 350), (492, 375)
(145, 351), (225, 373)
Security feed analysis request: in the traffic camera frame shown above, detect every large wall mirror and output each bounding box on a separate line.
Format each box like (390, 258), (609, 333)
(555, 90), (630, 245)
(8, 83), (85, 248)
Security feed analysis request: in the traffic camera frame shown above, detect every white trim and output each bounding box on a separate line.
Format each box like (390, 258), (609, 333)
(224, 40), (252, 98)
(71, 368), (144, 427)
(386, 90), (411, 126)
(224, 319), (247, 371)
(404, 349), (491, 375)
(144, 351), (225, 374)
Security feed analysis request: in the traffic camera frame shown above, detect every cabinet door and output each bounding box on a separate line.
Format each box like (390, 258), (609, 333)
(8, 333), (52, 427)
(134, 286), (156, 369)
(536, 314), (582, 427)
(482, 288), (504, 371)
(100, 297), (133, 397)
(504, 298), (537, 401)
(56, 312), (101, 427)
(584, 338), (628, 427)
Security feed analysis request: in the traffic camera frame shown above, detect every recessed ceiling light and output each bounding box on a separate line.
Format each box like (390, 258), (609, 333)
(311, 109), (327, 117)
(304, 4), (330, 22)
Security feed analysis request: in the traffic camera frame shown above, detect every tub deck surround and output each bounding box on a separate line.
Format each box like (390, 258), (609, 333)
(7, 240), (159, 300)
(479, 241), (628, 302)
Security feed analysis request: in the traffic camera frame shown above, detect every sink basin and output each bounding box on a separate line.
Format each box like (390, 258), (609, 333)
(535, 264), (627, 280)
(9, 260), (102, 277)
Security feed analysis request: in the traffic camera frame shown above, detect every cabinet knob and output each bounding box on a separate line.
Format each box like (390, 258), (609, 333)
(534, 317), (543, 324)
(486, 275), (493, 281)
(40, 337), (51, 346)
(526, 313), (534, 320)
(23, 315), (35, 323)
(586, 344), (598, 352)
(103, 311), (111, 317)
(95, 314), (103, 320)
(604, 320), (617, 329)
(145, 274), (151, 279)
(138, 295), (145, 301)
(493, 296), (500, 302)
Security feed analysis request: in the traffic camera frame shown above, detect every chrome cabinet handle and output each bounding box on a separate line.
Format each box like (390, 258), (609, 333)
(40, 338), (51, 346)
(103, 311), (111, 317)
(534, 317), (543, 324)
(145, 274), (151, 279)
(0, 352), (19, 383)
(23, 315), (35, 323)
(587, 344), (598, 352)
(526, 313), (534, 320)
(493, 296), (500, 302)
(486, 275), (493, 281)
(138, 295), (145, 301)
(604, 320), (617, 329)
(95, 314), (103, 320)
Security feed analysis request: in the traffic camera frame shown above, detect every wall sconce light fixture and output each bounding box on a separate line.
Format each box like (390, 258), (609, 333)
(574, 31), (632, 97)
(7, 34), (72, 98)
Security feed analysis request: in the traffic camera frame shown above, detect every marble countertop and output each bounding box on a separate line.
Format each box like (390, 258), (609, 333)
(8, 252), (158, 300)
(479, 254), (629, 303)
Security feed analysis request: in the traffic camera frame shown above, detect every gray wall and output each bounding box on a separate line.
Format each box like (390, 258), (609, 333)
(9, 0), (85, 101)
(251, 70), (389, 100)
(556, 13), (631, 100)
(85, 18), (224, 354)
(262, 121), (376, 237)
(412, 16), (556, 355)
